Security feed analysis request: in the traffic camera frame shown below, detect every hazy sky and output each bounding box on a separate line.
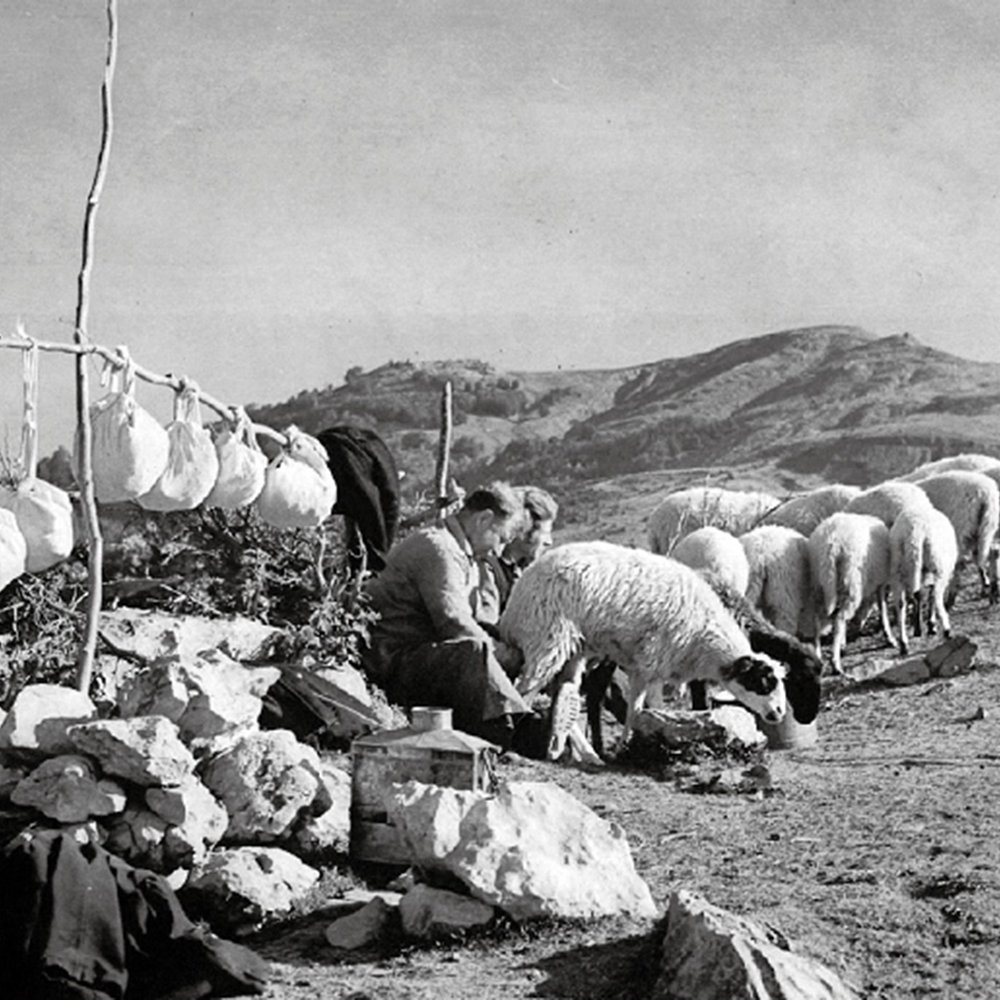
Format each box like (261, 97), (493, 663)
(3, 0), (1000, 451)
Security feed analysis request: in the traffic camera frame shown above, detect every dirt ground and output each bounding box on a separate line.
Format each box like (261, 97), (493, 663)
(248, 576), (1000, 1000)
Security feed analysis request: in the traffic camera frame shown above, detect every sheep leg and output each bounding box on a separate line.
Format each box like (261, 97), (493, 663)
(621, 673), (650, 746)
(933, 582), (952, 638)
(830, 610), (847, 674)
(581, 658), (619, 759)
(896, 589), (910, 656)
(878, 586), (899, 650)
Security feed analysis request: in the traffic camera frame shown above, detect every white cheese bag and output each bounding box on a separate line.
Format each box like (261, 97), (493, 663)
(87, 352), (170, 503)
(138, 381), (220, 512)
(1, 342), (75, 572)
(0, 508), (28, 591)
(203, 407), (267, 510)
(255, 426), (337, 529)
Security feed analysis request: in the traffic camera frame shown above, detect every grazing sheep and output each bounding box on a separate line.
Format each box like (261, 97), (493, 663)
(498, 541), (788, 759)
(898, 452), (1000, 483)
(738, 525), (814, 637)
(808, 512), (895, 674)
(671, 526), (750, 595)
(583, 574), (822, 758)
(889, 506), (958, 654)
(844, 480), (935, 528)
(647, 486), (781, 555)
(759, 484), (862, 536)
(914, 471), (1000, 603)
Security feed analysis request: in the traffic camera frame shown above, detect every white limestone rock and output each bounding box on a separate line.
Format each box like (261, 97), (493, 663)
(654, 889), (862, 1000)
(325, 896), (398, 950)
(386, 780), (657, 922)
(11, 755), (126, 823)
(199, 729), (326, 842)
(183, 846), (320, 933)
(0, 684), (98, 758)
(68, 716), (196, 787)
(398, 884), (496, 940)
(146, 776), (229, 867)
(289, 758), (351, 858)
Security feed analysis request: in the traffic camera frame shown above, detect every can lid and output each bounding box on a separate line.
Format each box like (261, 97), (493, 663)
(411, 706), (452, 732)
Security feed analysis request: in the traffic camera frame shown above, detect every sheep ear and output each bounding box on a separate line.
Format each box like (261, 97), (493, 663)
(718, 657), (750, 683)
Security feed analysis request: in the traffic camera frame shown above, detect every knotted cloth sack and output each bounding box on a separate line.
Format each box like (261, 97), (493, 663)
(0, 509), (27, 592)
(138, 380), (220, 511)
(0, 341), (74, 572)
(203, 407), (267, 510)
(255, 426), (337, 529)
(87, 349), (170, 503)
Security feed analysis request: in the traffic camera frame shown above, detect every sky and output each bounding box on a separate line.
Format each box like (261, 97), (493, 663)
(3, 0), (1000, 452)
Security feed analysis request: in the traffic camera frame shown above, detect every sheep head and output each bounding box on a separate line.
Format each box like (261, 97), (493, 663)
(718, 654), (788, 725)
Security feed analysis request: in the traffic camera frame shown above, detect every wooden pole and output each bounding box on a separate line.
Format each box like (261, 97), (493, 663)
(434, 381), (453, 522)
(74, 0), (118, 694)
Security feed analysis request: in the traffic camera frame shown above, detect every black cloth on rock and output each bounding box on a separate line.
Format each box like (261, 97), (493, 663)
(317, 424), (400, 573)
(0, 828), (268, 1000)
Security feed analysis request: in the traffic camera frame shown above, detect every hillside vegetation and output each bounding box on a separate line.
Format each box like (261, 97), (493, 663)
(248, 325), (1000, 535)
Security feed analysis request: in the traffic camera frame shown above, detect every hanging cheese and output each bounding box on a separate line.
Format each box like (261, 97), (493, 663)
(0, 342), (75, 572)
(202, 407), (267, 510)
(87, 349), (170, 503)
(138, 380), (219, 512)
(255, 426), (337, 529)
(0, 508), (28, 591)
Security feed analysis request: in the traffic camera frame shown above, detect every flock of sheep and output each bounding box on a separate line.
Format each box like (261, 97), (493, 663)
(495, 452), (1000, 761)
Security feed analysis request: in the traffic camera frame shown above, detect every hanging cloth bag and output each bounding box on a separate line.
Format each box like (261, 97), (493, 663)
(255, 426), (337, 529)
(87, 348), (170, 502)
(138, 380), (220, 511)
(0, 342), (75, 573)
(0, 508), (27, 592)
(203, 407), (267, 510)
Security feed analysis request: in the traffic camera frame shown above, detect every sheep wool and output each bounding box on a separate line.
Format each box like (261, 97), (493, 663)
(760, 484), (861, 536)
(844, 480), (934, 528)
(898, 452), (1000, 483)
(739, 524), (814, 637)
(499, 541), (788, 744)
(671, 526), (750, 595)
(647, 486), (781, 555)
(808, 512), (893, 673)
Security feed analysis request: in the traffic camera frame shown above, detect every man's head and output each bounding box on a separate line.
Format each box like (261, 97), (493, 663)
(457, 481), (522, 557)
(504, 486), (559, 567)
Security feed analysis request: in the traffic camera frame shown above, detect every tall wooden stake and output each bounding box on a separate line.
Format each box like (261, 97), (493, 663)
(74, 0), (118, 693)
(435, 381), (453, 521)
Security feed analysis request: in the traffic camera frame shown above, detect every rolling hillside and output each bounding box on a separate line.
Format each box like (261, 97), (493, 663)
(248, 325), (1000, 538)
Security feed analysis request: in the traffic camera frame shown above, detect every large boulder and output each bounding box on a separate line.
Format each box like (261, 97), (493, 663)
(11, 755), (126, 823)
(117, 651), (280, 744)
(0, 684), (98, 758)
(68, 717), (196, 787)
(654, 890), (862, 1000)
(386, 780), (657, 922)
(182, 846), (319, 933)
(199, 729), (327, 842)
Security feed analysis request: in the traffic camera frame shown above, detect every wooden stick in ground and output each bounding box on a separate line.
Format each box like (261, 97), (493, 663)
(74, 0), (118, 695)
(434, 380), (453, 522)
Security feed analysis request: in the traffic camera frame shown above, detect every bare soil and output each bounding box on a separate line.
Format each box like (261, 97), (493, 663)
(248, 575), (1000, 999)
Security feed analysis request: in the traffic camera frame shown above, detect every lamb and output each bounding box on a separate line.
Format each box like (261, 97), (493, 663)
(898, 452), (1000, 483)
(497, 541), (788, 759)
(759, 484), (861, 536)
(671, 526), (750, 595)
(808, 512), (895, 674)
(844, 480), (935, 528)
(913, 471), (1000, 603)
(647, 486), (781, 555)
(738, 525), (814, 637)
(889, 506), (958, 654)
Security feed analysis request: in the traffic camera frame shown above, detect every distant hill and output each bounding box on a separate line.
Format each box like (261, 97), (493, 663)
(247, 325), (1000, 538)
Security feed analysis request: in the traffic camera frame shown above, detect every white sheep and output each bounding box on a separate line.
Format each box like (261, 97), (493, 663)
(670, 526), (750, 595)
(738, 524), (814, 637)
(808, 512), (895, 674)
(844, 480), (935, 528)
(760, 484), (862, 536)
(898, 452), (1000, 483)
(889, 506), (958, 654)
(914, 471), (1000, 603)
(498, 541), (788, 757)
(647, 486), (781, 555)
